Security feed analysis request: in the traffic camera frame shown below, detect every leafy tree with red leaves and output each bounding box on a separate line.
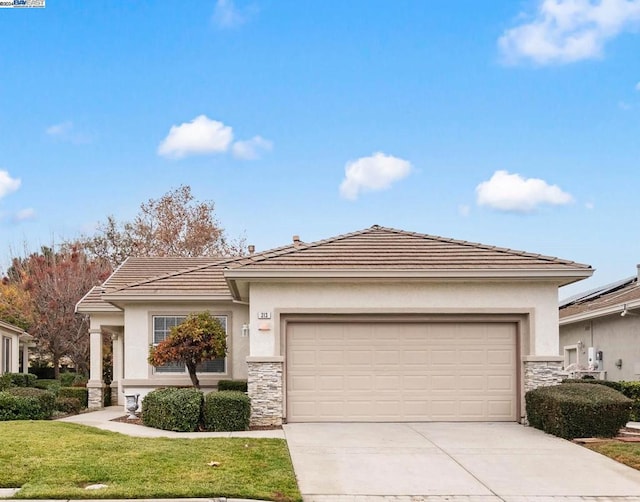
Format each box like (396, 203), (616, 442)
(148, 311), (227, 389)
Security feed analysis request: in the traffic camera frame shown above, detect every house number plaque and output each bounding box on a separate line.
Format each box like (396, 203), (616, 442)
(257, 312), (272, 320)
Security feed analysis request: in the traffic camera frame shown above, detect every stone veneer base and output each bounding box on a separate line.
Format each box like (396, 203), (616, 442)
(87, 383), (105, 409)
(523, 360), (563, 393)
(247, 360), (283, 427)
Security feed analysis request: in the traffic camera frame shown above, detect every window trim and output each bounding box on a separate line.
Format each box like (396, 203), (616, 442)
(147, 310), (232, 380)
(2, 336), (12, 374)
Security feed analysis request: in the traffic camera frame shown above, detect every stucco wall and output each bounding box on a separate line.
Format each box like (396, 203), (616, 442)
(0, 329), (20, 373)
(560, 315), (640, 381)
(121, 301), (249, 384)
(247, 280), (560, 358)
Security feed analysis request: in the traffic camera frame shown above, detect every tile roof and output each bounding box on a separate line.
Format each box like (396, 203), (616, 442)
(560, 276), (640, 320)
(77, 225), (593, 312)
(229, 225), (592, 271)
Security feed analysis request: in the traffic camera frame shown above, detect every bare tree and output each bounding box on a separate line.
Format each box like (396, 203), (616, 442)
(78, 185), (246, 267)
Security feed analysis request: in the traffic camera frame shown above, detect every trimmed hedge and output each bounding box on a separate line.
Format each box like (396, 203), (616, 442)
(0, 387), (56, 420)
(58, 387), (88, 408)
(203, 391), (251, 431)
(217, 379), (248, 392)
(562, 379), (640, 420)
(527, 383), (631, 439)
(33, 379), (62, 394)
(141, 388), (203, 432)
(55, 396), (82, 414)
(3, 373), (38, 388)
(0, 373), (11, 391)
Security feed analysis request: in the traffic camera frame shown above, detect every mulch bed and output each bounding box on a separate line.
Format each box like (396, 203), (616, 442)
(110, 415), (281, 431)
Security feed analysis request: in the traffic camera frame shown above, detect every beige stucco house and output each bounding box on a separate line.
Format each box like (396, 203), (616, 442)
(0, 320), (33, 374)
(560, 265), (640, 381)
(77, 225), (592, 425)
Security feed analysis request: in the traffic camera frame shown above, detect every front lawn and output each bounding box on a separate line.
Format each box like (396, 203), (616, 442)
(0, 421), (301, 501)
(587, 441), (640, 471)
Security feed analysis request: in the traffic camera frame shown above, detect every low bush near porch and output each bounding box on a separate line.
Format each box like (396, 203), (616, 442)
(141, 387), (203, 432)
(526, 383), (631, 439)
(0, 421), (301, 501)
(203, 391), (251, 431)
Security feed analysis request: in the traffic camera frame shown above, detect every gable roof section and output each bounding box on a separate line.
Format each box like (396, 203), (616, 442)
(560, 275), (640, 324)
(224, 225), (592, 300)
(76, 257), (227, 311)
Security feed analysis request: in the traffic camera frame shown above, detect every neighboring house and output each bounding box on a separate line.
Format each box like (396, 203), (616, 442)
(0, 320), (33, 374)
(559, 265), (640, 381)
(77, 225), (592, 426)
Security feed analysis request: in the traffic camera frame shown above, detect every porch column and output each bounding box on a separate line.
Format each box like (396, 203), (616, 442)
(21, 343), (29, 374)
(87, 327), (105, 409)
(111, 332), (124, 406)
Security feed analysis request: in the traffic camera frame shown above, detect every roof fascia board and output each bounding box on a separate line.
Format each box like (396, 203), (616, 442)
(102, 293), (233, 302)
(560, 298), (640, 325)
(224, 268), (593, 281)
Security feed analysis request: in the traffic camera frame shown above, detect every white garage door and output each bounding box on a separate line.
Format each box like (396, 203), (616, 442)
(286, 320), (518, 422)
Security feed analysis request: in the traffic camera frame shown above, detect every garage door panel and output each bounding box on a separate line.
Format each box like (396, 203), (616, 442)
(287, 321), (517, 422)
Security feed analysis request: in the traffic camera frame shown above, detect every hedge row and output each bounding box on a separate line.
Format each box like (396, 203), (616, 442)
(526, 383), (631, 439)
(562, 379), (640, 420)
(0, 387), (56, 420)
(141, 387), (251, 432)
(217, 379), (248, 392)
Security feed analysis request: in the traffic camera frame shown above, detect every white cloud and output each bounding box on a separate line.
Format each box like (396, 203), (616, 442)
(0, 170), (21, 199)
(213, 0), (257, 28)
(635, 81), (640, 90)
(231, 135), (273, 160)
(476, 170), (574, 212)
(339, 152), (412, 200)
(458, 204), (471, 217)
(13, 208), (36, 222)
(45, 121), (91, 144)
(46, 121), (73, 136)
(585, 201), (595, 209)
(158, 115), (234, 159)
(618, 100), (633, 110)
(499, 0), (640, 65)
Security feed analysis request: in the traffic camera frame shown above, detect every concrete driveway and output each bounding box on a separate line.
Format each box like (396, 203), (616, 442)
(284, 422), (640, 501)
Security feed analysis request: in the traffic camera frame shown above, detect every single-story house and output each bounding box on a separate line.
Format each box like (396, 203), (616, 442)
(77, 225), (592, 425)
(559, 265), (640, 381)
(0, 320), (33, 374)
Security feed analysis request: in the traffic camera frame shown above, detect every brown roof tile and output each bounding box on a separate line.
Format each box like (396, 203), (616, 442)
(229, 225), (591, 271)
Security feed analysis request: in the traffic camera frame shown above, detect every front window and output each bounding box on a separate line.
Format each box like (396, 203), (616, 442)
(152, 315), (226, 374)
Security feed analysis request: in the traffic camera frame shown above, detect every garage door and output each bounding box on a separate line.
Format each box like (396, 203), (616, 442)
(286, 320), (517, 422)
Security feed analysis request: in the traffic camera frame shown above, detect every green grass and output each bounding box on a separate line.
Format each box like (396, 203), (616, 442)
(0, 421), (301, 501)
(587, 440), (640, 471)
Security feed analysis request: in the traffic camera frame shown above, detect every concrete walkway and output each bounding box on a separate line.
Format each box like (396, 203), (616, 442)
(284, 422), (640, 502)
(57, 406), (285, 438)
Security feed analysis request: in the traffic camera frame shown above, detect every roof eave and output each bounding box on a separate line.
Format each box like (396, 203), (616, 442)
(224, 268), (593, 281)
(102, 293), (234, 303)
(560, 298), (640, 325)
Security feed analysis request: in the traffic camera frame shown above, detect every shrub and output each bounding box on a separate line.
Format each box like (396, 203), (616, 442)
(0, 387), (56, 420)
(526, 383), (631, 439)
(217, 379), (248, 392)
(72, 375), (88, 387)
(58, 387), (88, 408)
(562, 379), (640, 420)
(6, 373), (37, 387)
(142, 388), (203, 432)
(0, 373), (11, 391)
(59, 372), (76, 387)
(55, 396), (82, 414)
(203, 391), (251, 432)
(33, 379), (62, 394)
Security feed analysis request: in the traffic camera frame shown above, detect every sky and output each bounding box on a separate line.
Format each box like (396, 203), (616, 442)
(1, 0), (639, 300)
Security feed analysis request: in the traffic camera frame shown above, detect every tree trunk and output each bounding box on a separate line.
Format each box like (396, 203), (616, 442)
(186, 362), (200, 389)
(53, 355), (60, 379)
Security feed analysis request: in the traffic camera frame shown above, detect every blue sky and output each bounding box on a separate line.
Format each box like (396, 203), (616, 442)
(1, 0), (639, 299)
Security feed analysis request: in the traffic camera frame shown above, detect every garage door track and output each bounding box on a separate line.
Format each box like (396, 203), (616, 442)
(284, 422), (640, 501)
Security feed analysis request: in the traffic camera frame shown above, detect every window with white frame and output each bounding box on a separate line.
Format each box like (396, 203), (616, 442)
(2, 336), (11, 374)
(152, 315), (226, 374)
